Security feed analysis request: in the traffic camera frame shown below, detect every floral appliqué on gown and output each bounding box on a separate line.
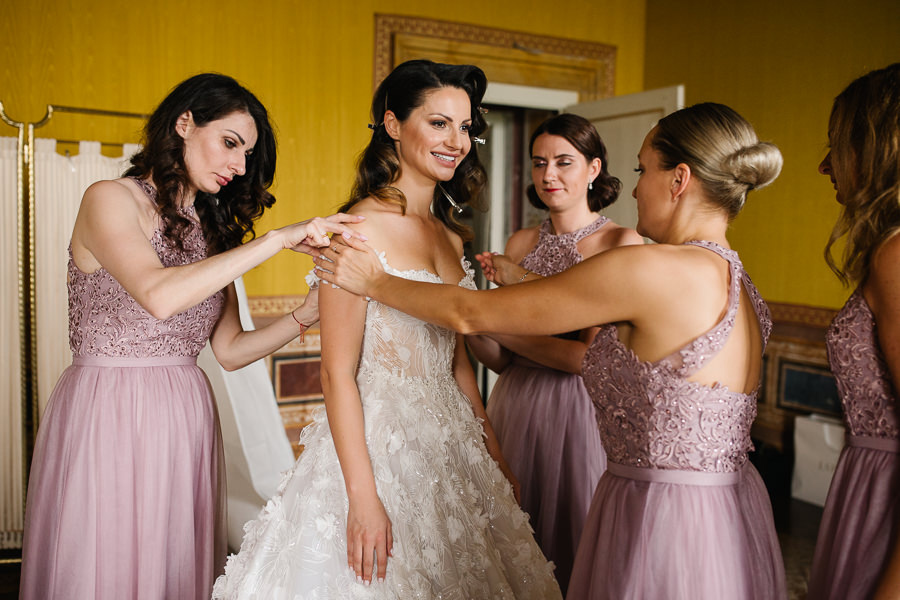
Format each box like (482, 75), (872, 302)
(213, 257), (561, 599)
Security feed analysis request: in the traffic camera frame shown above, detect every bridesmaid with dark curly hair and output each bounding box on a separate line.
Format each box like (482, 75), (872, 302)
(19, 73), (363, 600)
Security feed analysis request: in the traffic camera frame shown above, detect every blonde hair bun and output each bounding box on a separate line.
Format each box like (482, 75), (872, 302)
(724, 141), (783, 191)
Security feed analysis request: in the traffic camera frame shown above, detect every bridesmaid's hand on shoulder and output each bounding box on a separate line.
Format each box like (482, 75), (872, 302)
(279, 213), (367, 255)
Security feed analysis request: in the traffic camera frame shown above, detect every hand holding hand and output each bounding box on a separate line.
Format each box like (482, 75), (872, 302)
(474, 251), (499, 283)
(313, 236), (387, 297)
(291, 286), (319, 327)
(475, 251), (527, 286)
(346, 493), (394, 584)
(279, 213), (367, 254)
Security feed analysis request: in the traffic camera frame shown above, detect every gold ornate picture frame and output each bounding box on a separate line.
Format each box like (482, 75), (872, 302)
(373, 14), (616, 101)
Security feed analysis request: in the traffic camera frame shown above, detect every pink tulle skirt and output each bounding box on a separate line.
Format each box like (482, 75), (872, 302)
(808, 436), (900, 600)
(486, 357), (606, 594)
(19, 356), (226, 600)
(567, 461), (786, 600)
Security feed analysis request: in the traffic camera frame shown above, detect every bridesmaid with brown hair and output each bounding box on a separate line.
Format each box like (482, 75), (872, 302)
(468, 113), (641, 594)
(808, 62), (900, 600)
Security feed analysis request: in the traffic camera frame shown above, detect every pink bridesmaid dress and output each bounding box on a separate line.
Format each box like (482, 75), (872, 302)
(808, 289), (900, 599)
(486, 215), (608, 594)
(20, 177), (227, 600)
(569, 241), (786, 599)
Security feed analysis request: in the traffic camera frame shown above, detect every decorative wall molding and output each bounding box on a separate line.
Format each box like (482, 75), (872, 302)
(373, 14), (616, 101)
(247, 294), (304, 318)
(768, 301), (838, 329)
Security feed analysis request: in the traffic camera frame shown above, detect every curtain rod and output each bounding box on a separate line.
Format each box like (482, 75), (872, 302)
(0, 101), (150, 130)
(34, 104), (150, 128)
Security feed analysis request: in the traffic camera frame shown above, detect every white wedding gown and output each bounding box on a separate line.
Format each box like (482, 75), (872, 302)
(212, 259), (561, 599)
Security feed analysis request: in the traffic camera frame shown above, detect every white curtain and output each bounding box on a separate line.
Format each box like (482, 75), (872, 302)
(1, 136), (23, 549)
(33, 140), (139, 418)
(197, 278), (295, 551)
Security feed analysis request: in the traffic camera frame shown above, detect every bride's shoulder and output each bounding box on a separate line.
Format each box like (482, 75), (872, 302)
(342, 198), (405, 240)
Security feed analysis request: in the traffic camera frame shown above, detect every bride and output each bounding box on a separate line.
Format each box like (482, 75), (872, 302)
(213, 59), (561, 599)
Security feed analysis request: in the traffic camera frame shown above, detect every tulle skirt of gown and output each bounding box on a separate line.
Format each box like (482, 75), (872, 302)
(19, 357), (226, 600)
(486, 357), (605, 594)
(567, 462), (786, 600)
(213, 368), (561, 599)
(808, 442), (900, 600)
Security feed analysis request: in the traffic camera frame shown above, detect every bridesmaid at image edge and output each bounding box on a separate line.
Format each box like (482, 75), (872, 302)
(316, 101), (789, 599)
(18, 73), (364, 600)
(807, 62), (900, 600)
(467, 112), (642, 594)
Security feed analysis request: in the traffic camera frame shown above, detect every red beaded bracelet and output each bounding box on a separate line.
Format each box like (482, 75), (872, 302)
(290, 310), (311, 343)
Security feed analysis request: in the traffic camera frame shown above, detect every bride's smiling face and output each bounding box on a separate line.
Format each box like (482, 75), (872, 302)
(387, 86), (473, 183)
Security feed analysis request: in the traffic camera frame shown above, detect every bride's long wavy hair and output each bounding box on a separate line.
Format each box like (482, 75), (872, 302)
(341, 60), (488, 241)
(125, 73), (277, 255)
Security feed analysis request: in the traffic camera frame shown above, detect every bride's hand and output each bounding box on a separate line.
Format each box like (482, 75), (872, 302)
(346, 493), (393, 584)
(278, 213), (367, 255)
(313, 236), (388, 297)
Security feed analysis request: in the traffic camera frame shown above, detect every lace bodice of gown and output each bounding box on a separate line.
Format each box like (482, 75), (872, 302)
(67, 177), (224, 358)
(520, 215), (608, 277)
(358, 255), (476, 380)
(826, 289), (899, 438)
(582, 240), (772, 472)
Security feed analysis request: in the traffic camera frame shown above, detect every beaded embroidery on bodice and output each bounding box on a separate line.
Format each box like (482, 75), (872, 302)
(582, 241), (772, 472)
(67, 178), (224, 358)
(358, 256), (476, 382)
(826, 289), (899, 438)
(521, 215), (609, 277)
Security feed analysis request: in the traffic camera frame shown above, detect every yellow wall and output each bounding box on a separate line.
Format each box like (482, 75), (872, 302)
(644, 0), (900, 309)
(1, 0), (646, 297)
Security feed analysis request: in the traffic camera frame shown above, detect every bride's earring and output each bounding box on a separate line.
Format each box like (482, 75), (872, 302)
(438, 184), (464, 214)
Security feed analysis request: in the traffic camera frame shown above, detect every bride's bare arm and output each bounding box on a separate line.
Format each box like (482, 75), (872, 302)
(451, 334), (521, 501)
(319, 280), (393, 584)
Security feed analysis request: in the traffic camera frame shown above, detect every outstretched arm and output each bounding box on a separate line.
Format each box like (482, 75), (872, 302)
(72, 179), (365, 320)
(209, 284), (319, 371)
(488, 328), (600, 374)
(314, 237), (647, 337)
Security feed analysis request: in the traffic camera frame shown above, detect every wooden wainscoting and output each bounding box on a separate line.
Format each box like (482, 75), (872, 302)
(754, 302), (841, 451)
(249, 294), (323, 458)
(251, 296), (842, 455)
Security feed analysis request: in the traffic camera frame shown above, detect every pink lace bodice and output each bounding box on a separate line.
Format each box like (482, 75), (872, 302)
(67, 179), (224, 358)
(582, 241), (772, 472)
(826, 289), (899, 439)
(520, 215), (609, 277)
